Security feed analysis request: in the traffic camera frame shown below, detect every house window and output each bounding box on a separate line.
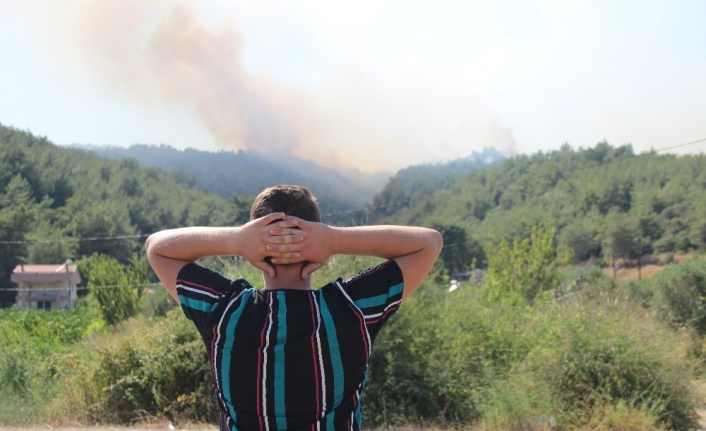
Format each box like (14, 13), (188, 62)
(36, 301), (52, 310)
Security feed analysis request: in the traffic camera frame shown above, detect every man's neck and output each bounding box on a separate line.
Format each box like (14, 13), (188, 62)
(263, 265), (312, 291)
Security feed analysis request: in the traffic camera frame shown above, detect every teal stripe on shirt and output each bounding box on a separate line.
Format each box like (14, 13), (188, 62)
(221, 290), (254, 424)
(353, 282), (404, 309)
(179, 296), (219, 313)
(355, 368), (370, 429)
(274, 292), (288, 431)
(319, 290), (345, 427)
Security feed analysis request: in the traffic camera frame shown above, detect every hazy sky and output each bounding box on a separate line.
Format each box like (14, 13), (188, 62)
(1, 0), (704, 172)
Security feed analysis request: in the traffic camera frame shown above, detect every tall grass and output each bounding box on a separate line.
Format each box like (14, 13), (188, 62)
(364, 266), (698, 430)
(0, 259), (702, 430)
(0, 306), (102, 423)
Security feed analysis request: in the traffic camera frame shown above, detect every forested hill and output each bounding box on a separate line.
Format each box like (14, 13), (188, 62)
(371, 142), (706, 271)
(0, 124), (248, 305)
(371, 147), (506, 218)
(79, 144), (392, 212)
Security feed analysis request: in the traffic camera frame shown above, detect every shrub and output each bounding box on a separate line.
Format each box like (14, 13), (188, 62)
(364, 284), (535, 426)
(79, 253), (149, 325)
(139, 286), (177, 318)
(363, 281), (698, 431)
(651, 258), (706, 335)
(0, 307), (101, 423)
(517, 302), (697, 431)
(556, 265), (617, 301)
(86, 309), (218, 423)
(484, 225), (571, 304)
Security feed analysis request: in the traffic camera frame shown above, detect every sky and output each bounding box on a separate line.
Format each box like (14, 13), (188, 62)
(0, 0), (705, 172)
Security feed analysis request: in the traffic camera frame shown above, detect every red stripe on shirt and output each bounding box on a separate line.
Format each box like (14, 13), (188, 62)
(256, 308), (269, 431)
(308, 294), (321, 419)
(176, 278), (222, 295)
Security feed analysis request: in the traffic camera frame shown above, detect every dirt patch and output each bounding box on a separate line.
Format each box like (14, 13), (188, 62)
(601, 253), (697, 282)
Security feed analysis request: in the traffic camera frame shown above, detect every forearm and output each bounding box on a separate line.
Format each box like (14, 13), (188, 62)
(317, 224), (442, 300)
(145, 226), (243, 262)
(328, 225), (442, 260)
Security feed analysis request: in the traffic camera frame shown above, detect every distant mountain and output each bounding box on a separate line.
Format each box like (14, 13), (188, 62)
(371, 147), (507, 218)
(76, 144), (392, 218)
(389, 147), (506, 194)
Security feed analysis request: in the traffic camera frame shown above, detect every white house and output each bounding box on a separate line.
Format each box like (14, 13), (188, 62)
(11, 261), (81, 310)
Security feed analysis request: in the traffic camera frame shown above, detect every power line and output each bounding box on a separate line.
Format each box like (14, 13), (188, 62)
(0, 234), (148, 245)
(2, 282), (161, 292)
(653, 137), (706, 153)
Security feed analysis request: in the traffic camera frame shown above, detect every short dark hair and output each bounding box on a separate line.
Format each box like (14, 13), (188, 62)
(250, 185), (320, 222)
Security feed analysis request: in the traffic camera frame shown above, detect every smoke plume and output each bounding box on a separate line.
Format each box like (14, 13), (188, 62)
(70, 1), (306, 155)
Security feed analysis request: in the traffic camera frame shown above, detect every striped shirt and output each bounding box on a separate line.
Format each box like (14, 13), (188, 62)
(176, 260), (405, 431)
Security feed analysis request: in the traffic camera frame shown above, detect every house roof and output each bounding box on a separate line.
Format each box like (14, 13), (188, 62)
(13, 264), (79, 274)
(11, 263), (81, 283)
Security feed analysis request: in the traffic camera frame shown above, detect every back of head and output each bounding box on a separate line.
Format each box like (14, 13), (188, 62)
(250, 185), (321, 223)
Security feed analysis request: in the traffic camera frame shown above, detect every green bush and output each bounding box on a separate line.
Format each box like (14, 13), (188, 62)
(0, 307), (101, 423)
(362, 278), (698, 430)
(483, 302), (697, 430)
(651, 258), (706, 334)
(86, 309), (218, 423)
(364, 283), (535, 426)
(484, 225), (571, 305)
(79, 253), (149, 325)
(139, 286), (178, 318)
(556, 265), (617, 301)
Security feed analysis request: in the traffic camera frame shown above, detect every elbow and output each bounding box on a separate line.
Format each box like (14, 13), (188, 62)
(428, 229), (444, 256)
(144, 234), (153, 253)
(144, 233), (159, 258)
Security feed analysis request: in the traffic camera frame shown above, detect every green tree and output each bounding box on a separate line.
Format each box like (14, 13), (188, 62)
(79, 253), (149, 325)
(0, 175), (37, 306)
(432, 223), (486, 274)
(560, 218), (601, 263)
(483, 225), (571, 304)
(602, 212), (647, 273)
(228, 194), (254, 226)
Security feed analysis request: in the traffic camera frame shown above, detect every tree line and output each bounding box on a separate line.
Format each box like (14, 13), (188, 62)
(0, 124), (250, 306)
(3, 122), (705, 303)
(371, 142), (706, 274)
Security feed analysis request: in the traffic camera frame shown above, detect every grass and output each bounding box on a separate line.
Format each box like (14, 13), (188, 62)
(3, 256), (706, 430)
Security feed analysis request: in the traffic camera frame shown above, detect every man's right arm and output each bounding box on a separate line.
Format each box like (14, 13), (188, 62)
(145, 213), (304, 300)
(276, 223), (443, 302)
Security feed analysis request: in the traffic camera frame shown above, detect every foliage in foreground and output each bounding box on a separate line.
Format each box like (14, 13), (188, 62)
(82, 310), (218, 423)
(0, 306), (102, 422)
(364, 280), (696, 430)
(0, 252), (703, 430)
(78, 253), (151, 325)
(651, 258), (706, 336)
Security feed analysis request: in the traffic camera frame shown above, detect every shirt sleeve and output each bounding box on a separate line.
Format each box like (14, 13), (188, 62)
(176, 263), (244, 328)
(340, 260), (405, 336)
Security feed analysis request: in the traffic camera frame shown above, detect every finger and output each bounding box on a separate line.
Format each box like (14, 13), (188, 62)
(258, 213), (286, 225)
(301, 262), (322, 280)
(265, 235), (304, 247)
(269, 227), (304, 239)
(267, 251), (302, 260)
(251, 260), (275, 278)
(271, 255), (305, 265)
(268, 218), (300, 229)
(266, 243), (302, 253)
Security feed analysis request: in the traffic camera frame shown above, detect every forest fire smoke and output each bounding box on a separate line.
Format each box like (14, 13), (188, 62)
(70, 1), (306, 155)
(12, 0), (513, 172)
